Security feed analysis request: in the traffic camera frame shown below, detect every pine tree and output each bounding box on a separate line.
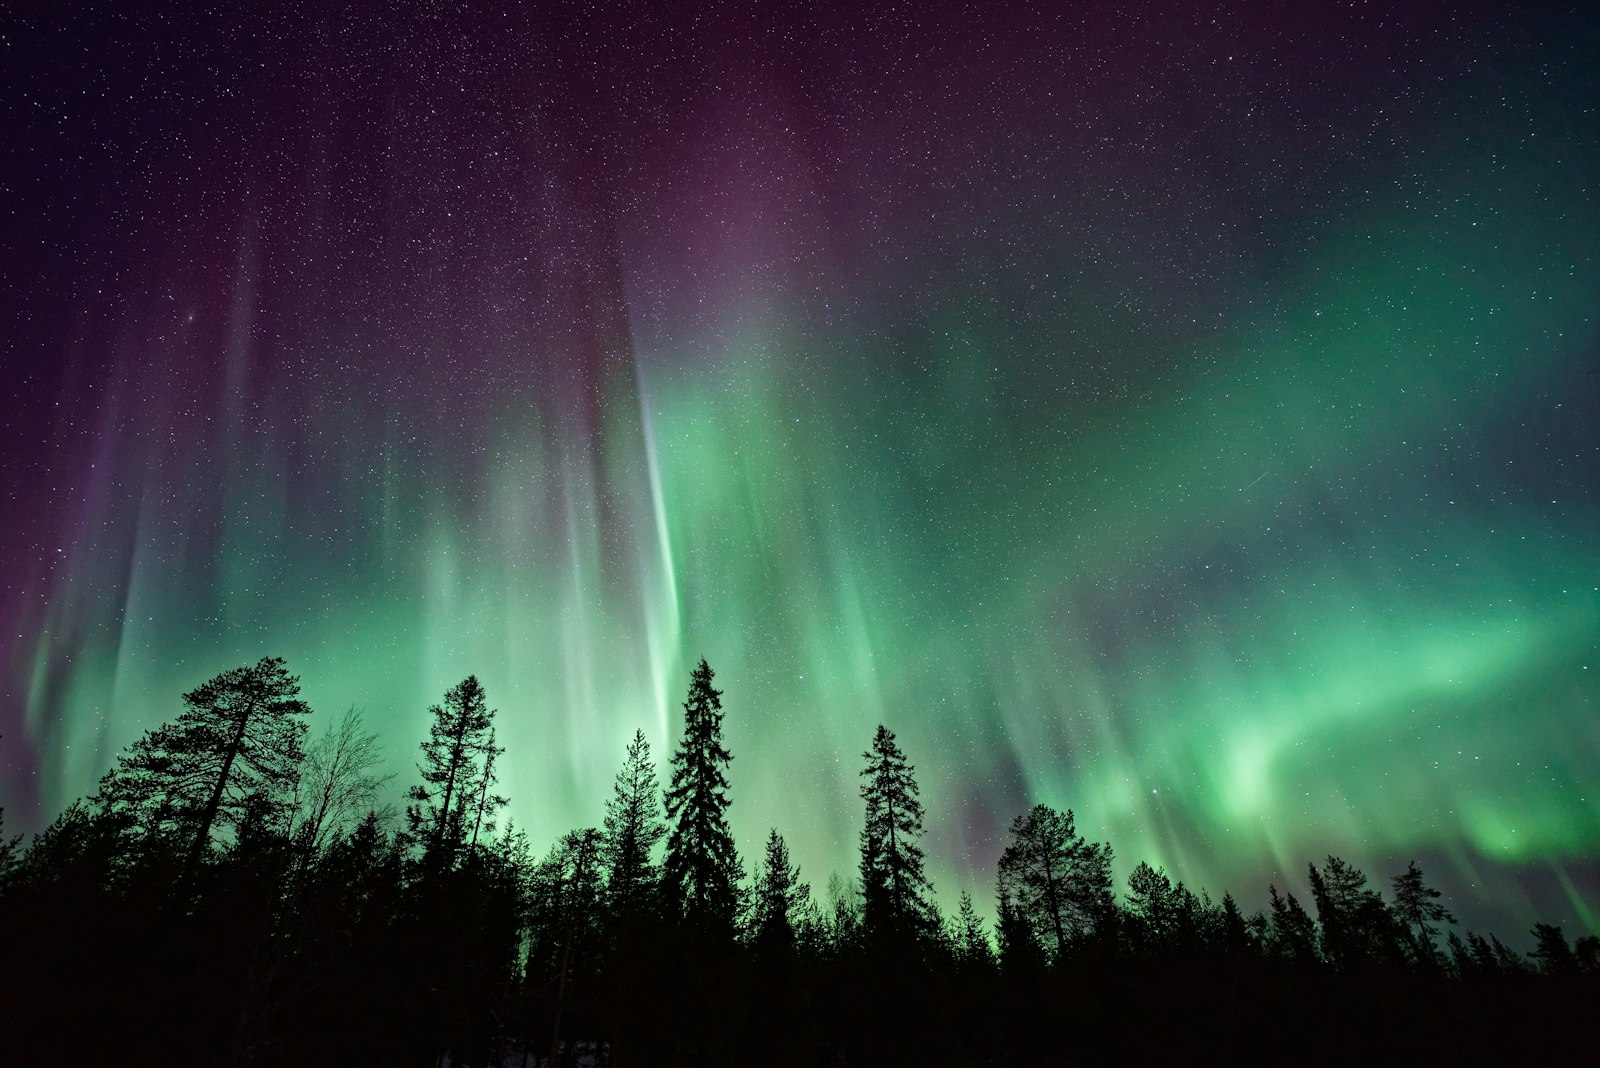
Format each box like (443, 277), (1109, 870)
(661, 659), (740, 932)
(1125, 860), (1179, 952)
(601, 729), (666, 917)
(858, 724), (935, 943)
(406, 676), (496, 867)
(995, 804), (1114, 962)
(1389, 860), (1455, 967)
(1309, 856), (1405, 968)
(96, 656), (311, 877)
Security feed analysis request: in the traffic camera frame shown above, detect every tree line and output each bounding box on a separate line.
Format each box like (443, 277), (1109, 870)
(0, 655), (1594, 1065)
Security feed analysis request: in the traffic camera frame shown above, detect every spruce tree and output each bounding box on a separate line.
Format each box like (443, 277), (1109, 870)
(96, 656), (311, 877)
(406, 675), (497, 867)
(1267, 884), (1319, 963)
(601, 729), (667, 917)
(752, 828), (807, 957)
(858, 724), (935, 943)
(952, 891), (993, 968)
(1530, 923), (1577, 976)
(661, 659), (740, 932)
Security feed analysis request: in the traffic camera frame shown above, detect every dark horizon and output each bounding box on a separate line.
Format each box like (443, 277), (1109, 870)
(2, 654), (1595, 1065)
(3, 0), (1598, 962)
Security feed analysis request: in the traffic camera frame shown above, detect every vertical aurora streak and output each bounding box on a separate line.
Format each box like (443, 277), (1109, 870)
(2, 3), (1597, 940)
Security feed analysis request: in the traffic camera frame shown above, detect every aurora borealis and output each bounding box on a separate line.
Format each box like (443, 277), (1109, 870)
(2, 2), (1596, 941)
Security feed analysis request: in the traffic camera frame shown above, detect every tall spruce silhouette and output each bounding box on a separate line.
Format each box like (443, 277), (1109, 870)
(602, 728), (667, 918)
(661, 658), (740, 931)
(858, 724), (934, 942)
(996, 803), (1115, 962)
(406, 675), (497, 866)
(96, 656), (311, 879)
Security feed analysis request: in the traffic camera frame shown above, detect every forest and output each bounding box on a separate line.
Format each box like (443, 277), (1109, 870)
(0, 656), (1594, 1066)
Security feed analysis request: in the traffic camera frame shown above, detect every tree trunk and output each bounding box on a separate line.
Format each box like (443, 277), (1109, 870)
(183, 697), (257, 881)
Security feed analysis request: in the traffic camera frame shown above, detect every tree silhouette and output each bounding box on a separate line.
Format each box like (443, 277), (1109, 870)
(951, 891), (994, 969)
(1577, 935), (1600, 974)
(1267, 884), (1319, 963)
(661, 658), (740, 932)
(0, 735), (20, 889)
(996, 804), (1115, 962)
(405, 675), (496, 867)
(1219, 891), (1251, 954)
(1308, 856), (1405, 968)
(1126, 860), (1181, 952)
(1530, 922), (1577, 976)
(751, 828), (808, 958)
(523, 827), (604, 1062)
(466, 726), (507, 852)
(858, 724), (935, 944)
(1390, 860), (1455, 967)
(996, 887), (1047, 978)
(291, 706), (390, 859)
(601, 728), (666, 918)
(96, 656), (311, 879)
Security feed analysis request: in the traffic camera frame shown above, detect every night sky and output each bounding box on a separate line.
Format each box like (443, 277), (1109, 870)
(3, 2), (1597, 941)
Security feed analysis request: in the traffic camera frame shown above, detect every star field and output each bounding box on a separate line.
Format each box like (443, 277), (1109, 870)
(2, 2), (1597, 938)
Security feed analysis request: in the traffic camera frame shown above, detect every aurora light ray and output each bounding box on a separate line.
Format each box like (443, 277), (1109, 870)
(2, 3), (1597, 941)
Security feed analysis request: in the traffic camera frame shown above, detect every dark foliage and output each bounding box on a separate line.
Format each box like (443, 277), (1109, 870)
(1, 657), (1595, 1066)
(858, 723), (936, 946)
(661, 658), (741, 938)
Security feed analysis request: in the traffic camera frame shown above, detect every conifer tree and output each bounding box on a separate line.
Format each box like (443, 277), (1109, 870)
(858, 724), (935, 942)
(951, 891), (994, 968)
(1389, 860), (1455, 966)
(1530, 922), (1577, 976)
(97, 656), (311, 877)
(996, 804), (1114, 962)
(1126, 860), (1180, 951)
(1267, 884), (1319, 963)
(406, 676), (497, 867)
(527, 829), (606, 982)
(1219, 891), (1251, 953)
(601, 729), (666, 917)
(1308, 856), (1405, 968)
(661, 659), (740, 932)
(466, 727), (507, 852)
(996, 888), (1046, 978)
(752, 828), (808, 958)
